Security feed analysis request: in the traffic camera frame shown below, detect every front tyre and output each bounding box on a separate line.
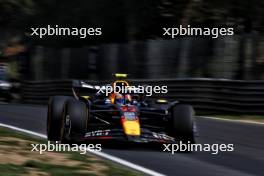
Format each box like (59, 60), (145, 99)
(47, 96), (72, 141)
(170, 104), (195, 144)
(63, 99), (89, 140)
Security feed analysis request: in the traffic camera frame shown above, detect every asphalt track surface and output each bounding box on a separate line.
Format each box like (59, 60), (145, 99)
(0, 104), (263, 176)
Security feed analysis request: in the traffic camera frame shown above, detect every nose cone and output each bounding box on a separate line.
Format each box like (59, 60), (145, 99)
(122, 120), (141, 136)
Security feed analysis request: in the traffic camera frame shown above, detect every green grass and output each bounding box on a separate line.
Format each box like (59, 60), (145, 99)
(0, 140), (20, 146)
(0, 164), (27, 176)
(0, 127), (143, 176)
(23, 160), (96, 176)
(106, 162), (145, 176)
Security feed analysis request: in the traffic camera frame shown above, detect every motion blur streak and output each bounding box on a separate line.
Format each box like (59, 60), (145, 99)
(0, 105), (165, 176)
(0, 104), (263, 176)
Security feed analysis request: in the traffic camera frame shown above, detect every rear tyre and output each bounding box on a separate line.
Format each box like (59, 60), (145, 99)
(47, 96), (72, 141)
(63, 99), (89, 140)
(170, 104), (195, 144)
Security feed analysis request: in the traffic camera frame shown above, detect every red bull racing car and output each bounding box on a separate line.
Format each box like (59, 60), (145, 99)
(47, 74), (196, 144)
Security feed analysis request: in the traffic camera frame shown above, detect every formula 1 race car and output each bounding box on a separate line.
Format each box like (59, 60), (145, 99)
(47, 74), (196, 144)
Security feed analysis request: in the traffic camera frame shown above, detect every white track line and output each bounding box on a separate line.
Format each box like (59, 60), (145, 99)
(0, 122), (165, 176)
(89, 150), (165, 176)
(0, 123), (47, 138)
(198, 116), (264, 125)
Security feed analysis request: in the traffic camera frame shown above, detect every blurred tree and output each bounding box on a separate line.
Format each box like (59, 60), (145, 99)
(2, 0), (264, 80)
(0, 0), (35, 27)
(1, 0), (264, 42)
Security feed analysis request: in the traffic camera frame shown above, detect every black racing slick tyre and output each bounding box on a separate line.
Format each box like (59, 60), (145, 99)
(171, 104), (195, 144)
(63, 99), (89, 139)
(47, 96), (72, 141)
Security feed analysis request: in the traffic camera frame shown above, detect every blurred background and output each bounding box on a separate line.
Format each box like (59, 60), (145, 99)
(1, 0), (264, 81)
(1, 2), (264, 176)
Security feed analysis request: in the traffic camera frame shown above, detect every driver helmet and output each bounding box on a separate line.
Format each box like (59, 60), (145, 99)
(115, 93), (125, 105)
